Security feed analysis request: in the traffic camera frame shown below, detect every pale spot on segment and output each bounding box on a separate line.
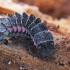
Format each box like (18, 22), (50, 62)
(12, 25), (18, 32)
(17, 25), (22, 32)
(8, 26), (13, 33)
(22, 26), (26, 33)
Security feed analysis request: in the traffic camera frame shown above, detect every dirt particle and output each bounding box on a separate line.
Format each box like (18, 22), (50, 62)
(7, 60), (12, 65)
(20, 64), (27, 70)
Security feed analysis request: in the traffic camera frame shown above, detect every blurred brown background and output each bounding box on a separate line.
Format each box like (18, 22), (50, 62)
(16, 0), (70, 18)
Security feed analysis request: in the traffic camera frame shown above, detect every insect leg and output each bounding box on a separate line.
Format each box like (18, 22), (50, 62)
(2, 39), (8, 45)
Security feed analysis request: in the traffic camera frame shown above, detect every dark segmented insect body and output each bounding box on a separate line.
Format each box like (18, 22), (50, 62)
(0, 12), (54, 57)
